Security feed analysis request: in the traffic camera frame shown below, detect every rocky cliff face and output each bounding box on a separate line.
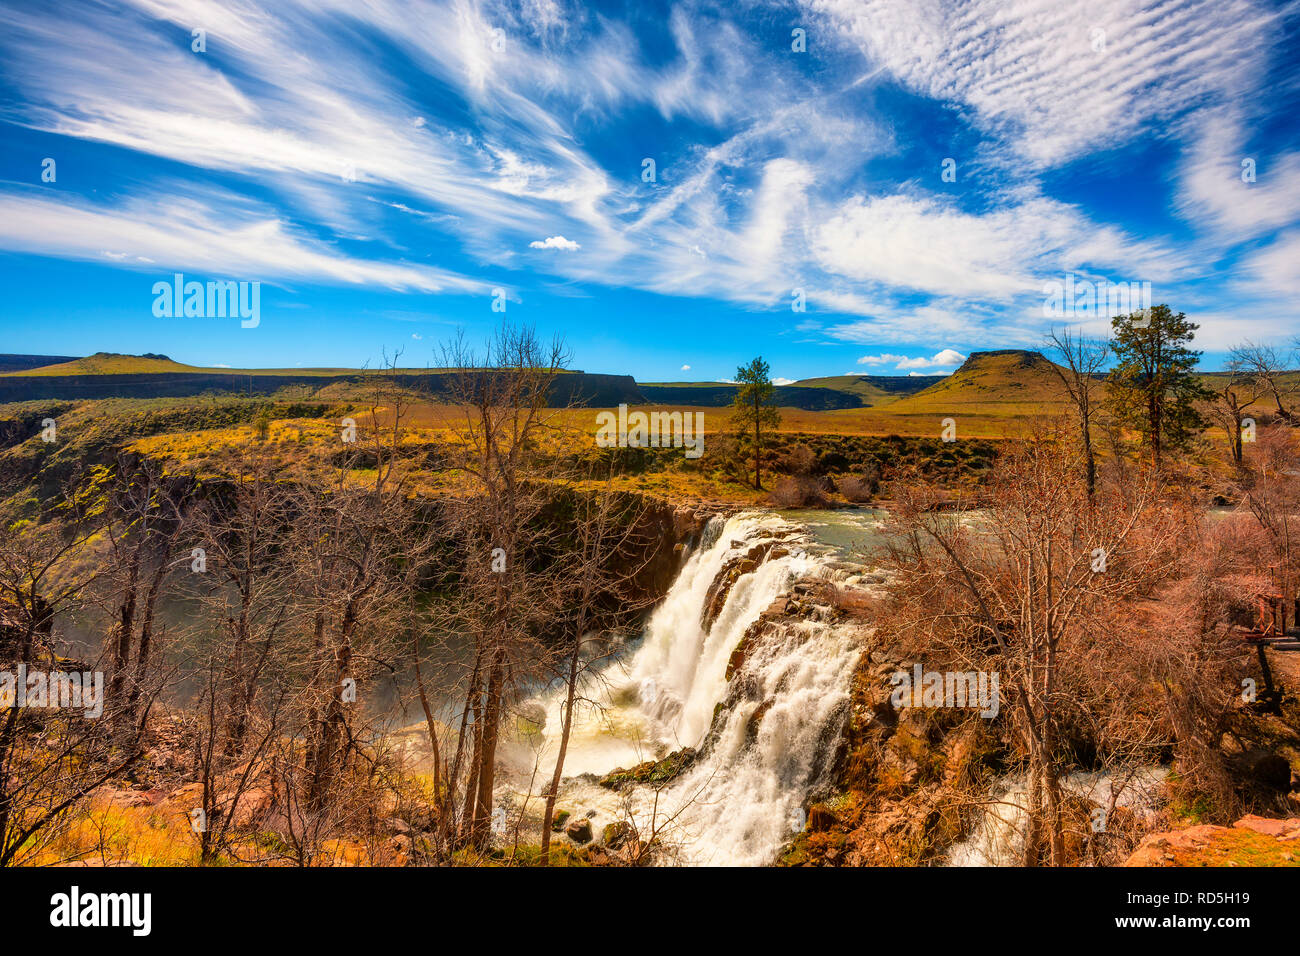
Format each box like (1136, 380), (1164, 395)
(629, 499), (733, 602)
(778, 626), (999, 866)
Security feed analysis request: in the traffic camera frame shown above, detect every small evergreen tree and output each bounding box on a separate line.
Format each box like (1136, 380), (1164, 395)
(254, 405), (272, 441)
(731, 357), (781, 490)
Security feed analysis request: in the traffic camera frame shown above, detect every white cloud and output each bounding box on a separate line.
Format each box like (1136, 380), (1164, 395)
(0, 0), (1291, 355)
(1170, 303), (1300, 352)
(0, 190), (483, 293)
(831, 301), (1040, 347)
(1175, 111), (1300, 242)
(528, 235), (581, 251)
(680, 364), (691, 371)
(772, 377), (796, 386)
(897, 349), (966, 370)
(856, 348), (966, 371)
(813, 193), (1190, 301)
(1239, 231), (1300, 301)
(809, 0), (1279, 167)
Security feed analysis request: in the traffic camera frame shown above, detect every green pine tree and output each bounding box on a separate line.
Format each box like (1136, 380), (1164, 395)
(254, 405), (273, 441)
(1106, 304), (1209, 467)
(731, 357), (781, 490)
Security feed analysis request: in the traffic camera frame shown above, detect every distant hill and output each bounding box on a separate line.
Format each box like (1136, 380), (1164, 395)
(2, 352), (371, 378)
(881, 350), (1069, 417)
(0, 348), (1108, 419)
(2, 352), (935, 411)
(639, 374), (931, 410)
(0, 353), (642, 406)
(0, 353), (82, 374)
(791, 374), (932, 406)
(2, 353), (200, 376)
(640, 382), (865, 410)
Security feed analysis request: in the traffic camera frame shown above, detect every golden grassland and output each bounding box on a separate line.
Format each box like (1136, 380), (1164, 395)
(23, 796), (393, 867)
(364, 400), (1057, 439)
(125, 413), (772, 504)
(87, 342), (1298, 507)
(21, 794), (598, 867)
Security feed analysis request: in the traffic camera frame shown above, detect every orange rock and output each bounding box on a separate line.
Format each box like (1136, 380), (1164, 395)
(1124, 817), (1300, 866)
(1232, 815), (1300, 840)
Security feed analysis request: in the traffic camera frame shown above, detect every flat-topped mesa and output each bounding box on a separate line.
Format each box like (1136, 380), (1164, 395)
(0, 358), (643, 405)
(953, 349), (1051, 374)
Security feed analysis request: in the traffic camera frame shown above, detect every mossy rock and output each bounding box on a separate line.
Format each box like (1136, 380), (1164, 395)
(602, 821), (633, 849)
(551, 810), (570, 831)
(599, 747), (699, 790)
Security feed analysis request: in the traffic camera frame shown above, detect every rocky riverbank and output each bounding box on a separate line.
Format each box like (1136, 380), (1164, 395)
(1123, 815), (1300, 866)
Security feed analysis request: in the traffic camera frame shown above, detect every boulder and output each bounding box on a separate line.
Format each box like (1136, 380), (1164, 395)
(1233, 815), (1300, 839)
(1124, 817), (1300, 866)
(565, 817), (593, 844)
(163, 782), (204, 810)
(603, 821), (633, 849)
(383, 815), (412, 836)
(97, 786), (165, 809)
(227, 787), (273, 828)
(599, 748), (698, 790)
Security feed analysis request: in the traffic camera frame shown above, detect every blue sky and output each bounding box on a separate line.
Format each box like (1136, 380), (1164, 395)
(1, 0), (1298, 383)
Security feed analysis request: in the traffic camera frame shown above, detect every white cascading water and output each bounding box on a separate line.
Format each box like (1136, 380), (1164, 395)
(946, 767), (1169, 866)
(509, 512), (862, 866)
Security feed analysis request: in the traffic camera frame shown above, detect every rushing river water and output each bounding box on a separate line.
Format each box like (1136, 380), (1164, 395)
(495, 509), (884, 865)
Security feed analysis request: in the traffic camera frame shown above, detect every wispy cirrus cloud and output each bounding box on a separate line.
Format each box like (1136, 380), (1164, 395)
(0, 188), (484, 293)
(805, 0), (1279, 167)
(0, 0), (1294, 363)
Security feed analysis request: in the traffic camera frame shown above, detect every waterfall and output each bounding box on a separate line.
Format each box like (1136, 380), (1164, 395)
(513, 512), (863, 866)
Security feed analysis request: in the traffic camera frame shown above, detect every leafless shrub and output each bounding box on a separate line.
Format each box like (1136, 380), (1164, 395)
(772, 475), (826, 508)
(836, 473), (878, 502)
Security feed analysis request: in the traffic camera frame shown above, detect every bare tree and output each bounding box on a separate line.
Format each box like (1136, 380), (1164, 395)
(1047, 328), (1109, 497)
(882, 438), (1190, 864)
(100, 455), (188, 735)
(289, 362), (434, 812)
(538, 477), (657, 864)
(1203, 370), (1264, 466)
(0, 489), (155, 866)
(189, 450), (296, 754)
(424, 323), (570, 851)
(1229, 341), (1294, 422)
